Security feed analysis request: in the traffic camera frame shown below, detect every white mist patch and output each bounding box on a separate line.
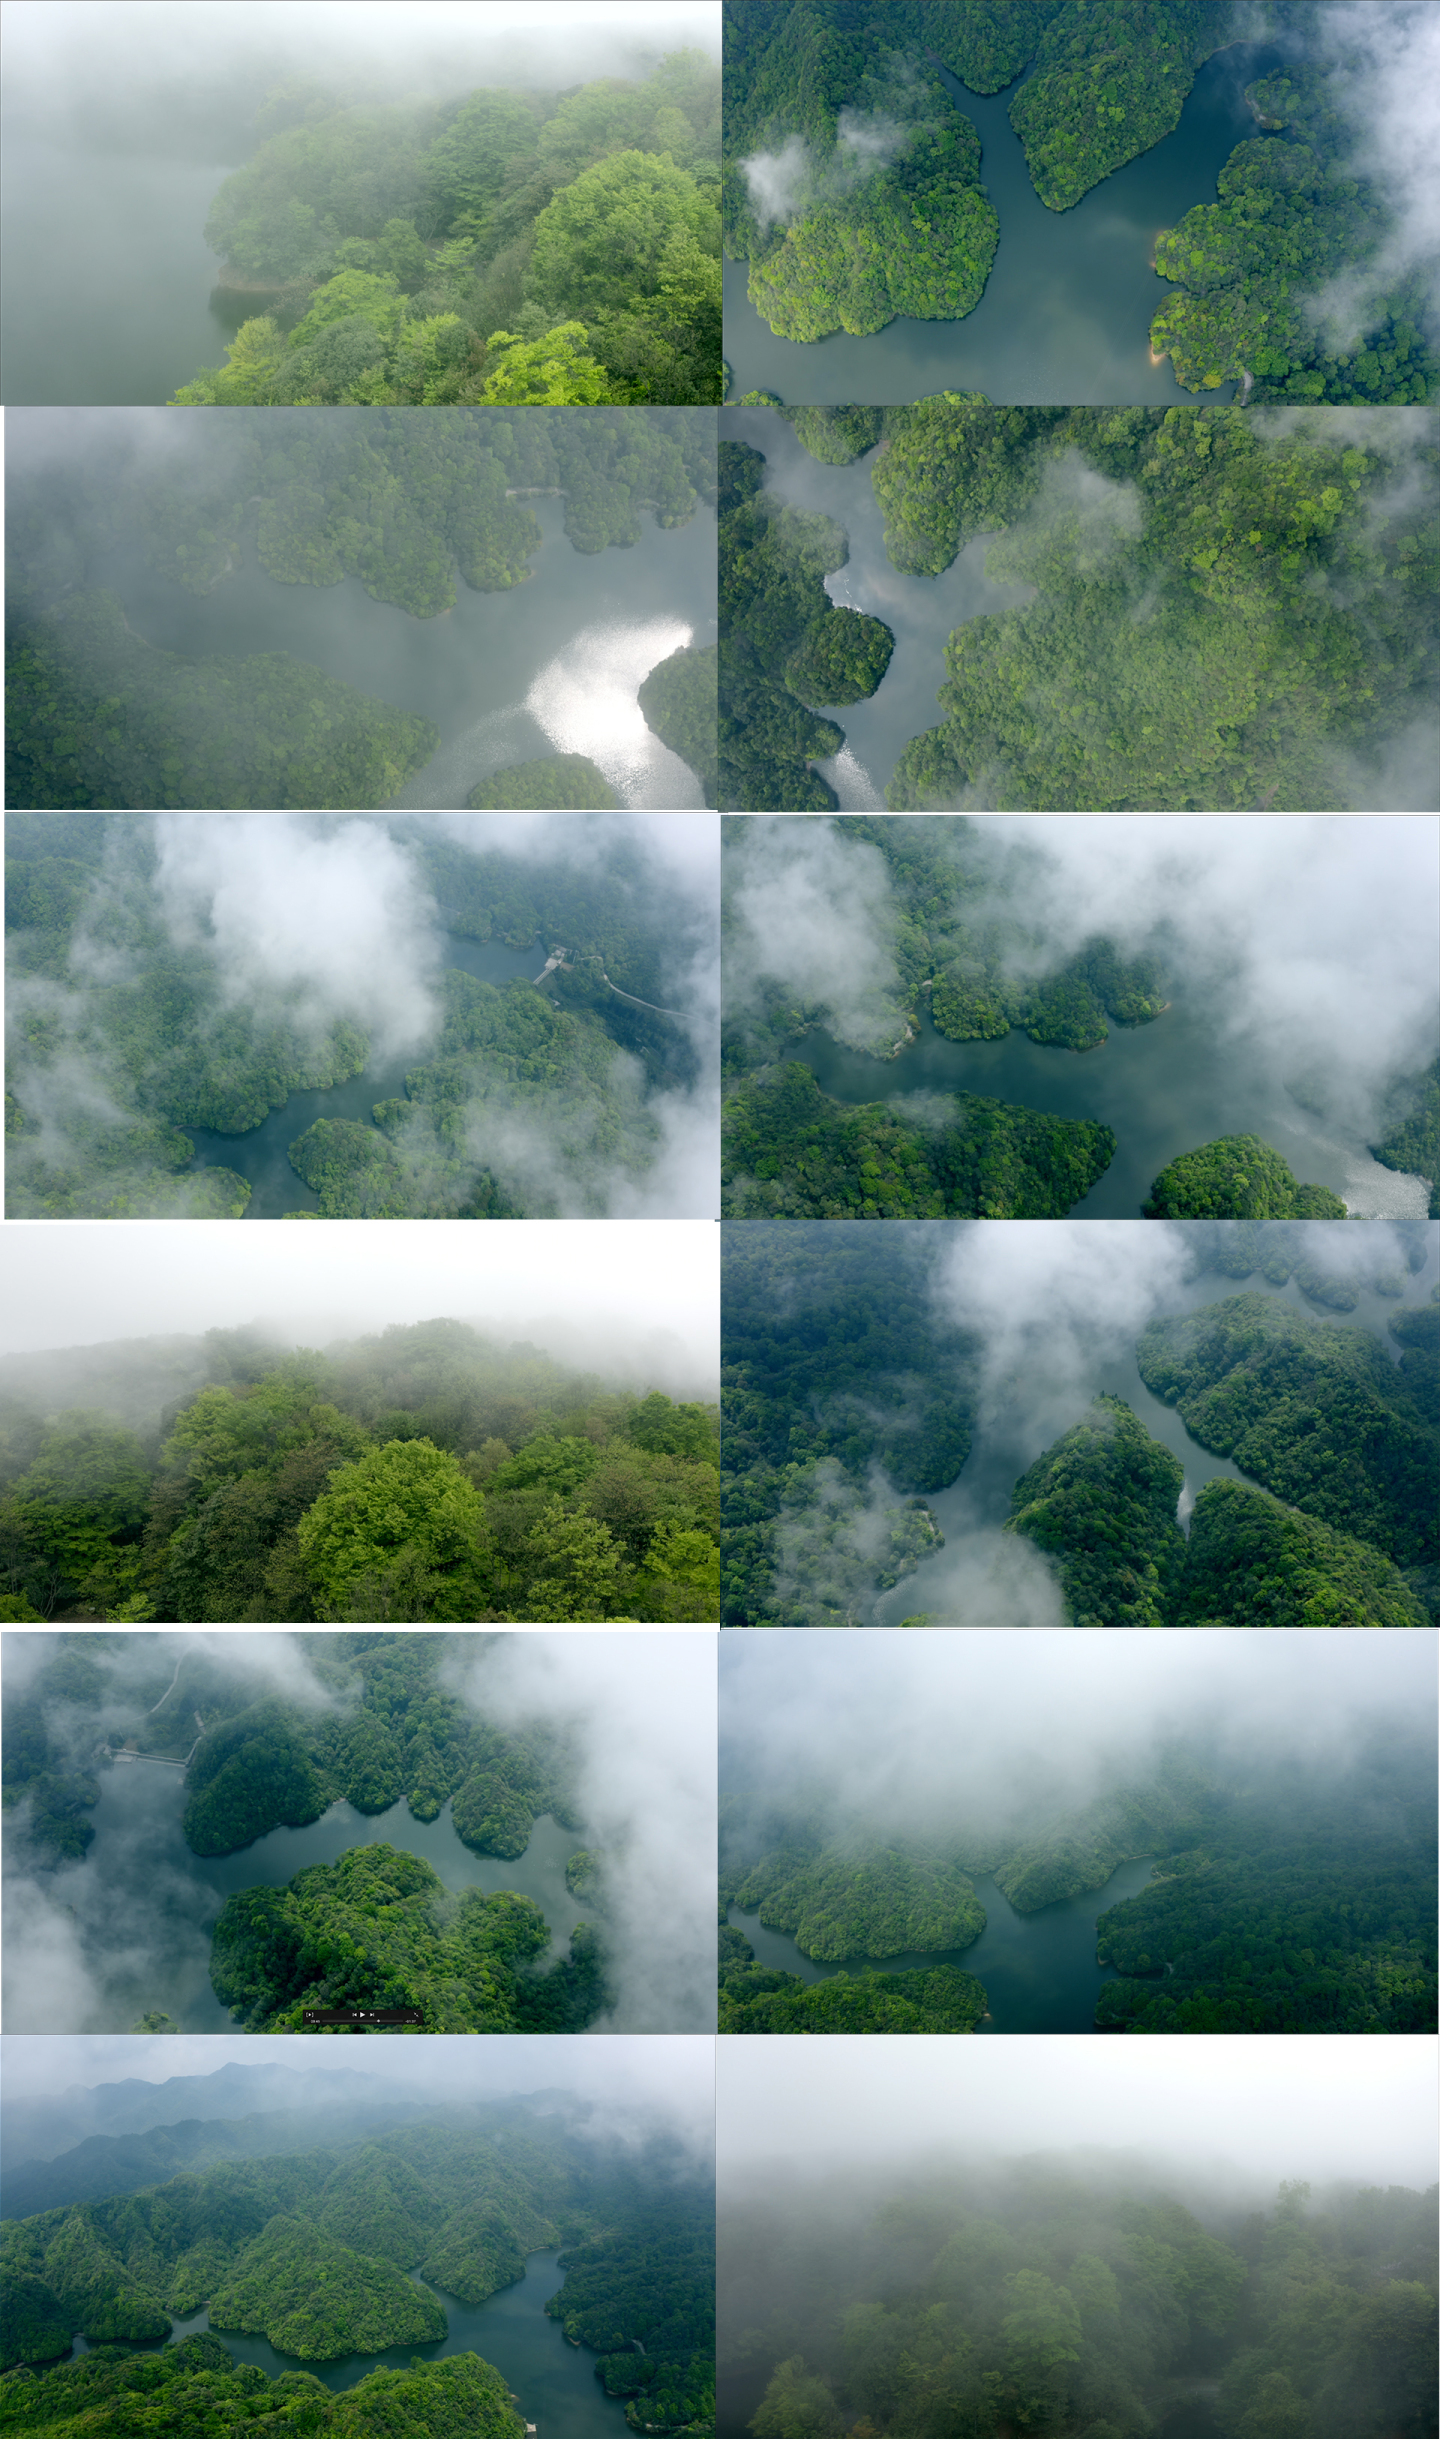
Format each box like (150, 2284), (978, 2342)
(525, 618), (698, 805)
(725, 815), (908, 1054)
(742, 134), (811, 229)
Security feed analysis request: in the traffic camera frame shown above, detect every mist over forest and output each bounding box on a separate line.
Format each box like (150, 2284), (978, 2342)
(722, 816), (1439, 1219)
(717, 1632), (1436, 2033)
(717, 2042), (1436, 2439)
(6, 808), (718, 1220)
(2, 1), (721, 408)
(0, 2029), (714, 2434)
(720, 1216), (1438, 1631)
(2, 1630), (716, 2038)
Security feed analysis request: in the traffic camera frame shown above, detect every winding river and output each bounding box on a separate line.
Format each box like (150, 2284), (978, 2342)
(727, 1852), (1156, 2034)
(724, 42), (1284, 405)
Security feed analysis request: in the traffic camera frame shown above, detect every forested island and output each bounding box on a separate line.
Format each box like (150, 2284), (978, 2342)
(0, 1323), (719, 1623)
(6, 407), (716, 811)
(6, 811), (712, 1221)
(719, 400), (1438, 811)
(0, 2096), (714, 2439)
(720, 1222), (1438, 1629)
(719, 1725), (1437, 2034)
(1144, 1136), (1347, 1219)
(725, 2), (1436, 403)
(723, 2161), (1437, 2439)
(168, 50), (719, 406)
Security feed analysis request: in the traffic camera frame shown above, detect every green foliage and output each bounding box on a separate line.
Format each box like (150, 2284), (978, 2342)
(296, 1440), (490, 1622)
(466, 754), (622, 808)
(746, 126), (998, 342)
(638, 644), (719, 805)
(722, 1062), (1115, 1219)
(719, 439), (892, 807)
(0, 2270), (73, 2372)
(1005, 1396), (1185, 1629)
(863, 400), (1439, 811)
(209, 2214), (446, 2357)
(1136, 1294), (1440, 1567)
(1371, 1059), (1440, 1219)
(176, 55), (721, 406)
(1010, 0), (1232, 212)
(1152, 63), (1439, 403)
(718, 1960), (987, 2033)
(1176, 1477), (1431, 1630)
(183, 1700), (333, 1855)
(1144, 1135), (1348, 1219)
(732, 1843), (986, 1960)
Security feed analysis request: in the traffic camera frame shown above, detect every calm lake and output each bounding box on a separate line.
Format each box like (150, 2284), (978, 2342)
(11, 1760), (586, 2035)
(727, 1852), (1156, 2033)
(182, 930), (548, 1217)
(870, 1251), (1438, 1628)
(723, 43), (1284, 405)
(77, 494), (716, 811)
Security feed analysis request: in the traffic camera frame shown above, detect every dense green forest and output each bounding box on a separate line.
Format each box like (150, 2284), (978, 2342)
(0, 1326), (719, 1623)
(6, 407), (716, 811)
(0, 2108), (715, 2434)
(169, 52), (720, 406)
(1152, 63), (1440, 404)
(719, 1223), (1438, 1629)
(638, 644), (720, 807)
(723, 2166), (1437, 2439)
(719, 1950), (987, 2034)
(5, 812), (708, 1220)
(1143, 1136), (1347, 1219)
(718, 1734), (1436, 2033)
(721, 400), (1437, 811)
(466, 754), (621, 808)
(1373, 1058), (1440, 1219)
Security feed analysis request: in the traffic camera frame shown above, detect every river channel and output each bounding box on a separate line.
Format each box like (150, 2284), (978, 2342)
(870, 1246), (1438, 1628)
(727, 1852), (1156, 2033)
(182, 929), (548, 1217)
(86, 494), (716, 811)
(10, 1759), (587, 2035)
(724, 42), (1287, 405)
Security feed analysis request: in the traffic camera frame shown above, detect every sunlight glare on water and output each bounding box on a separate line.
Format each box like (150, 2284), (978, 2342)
(525, 617), (698, 804)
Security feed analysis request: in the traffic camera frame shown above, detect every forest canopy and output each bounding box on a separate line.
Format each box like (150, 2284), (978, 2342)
(172, 52), (721, 406)
(721, 398), (1438, 813)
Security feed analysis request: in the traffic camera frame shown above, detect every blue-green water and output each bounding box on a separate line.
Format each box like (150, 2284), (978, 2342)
(728, 1852), (1156, 2032)
(724, 43), (1282, 404)
(183, 931), (548, 1216)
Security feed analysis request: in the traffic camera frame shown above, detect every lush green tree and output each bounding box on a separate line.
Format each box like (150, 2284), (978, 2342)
(1144, 1136), (1347, 1219)
(297, 1439), (491, 1621)
(1005, 1396), (1185, 1629)
(480, 322), (612, 403)
(467, 754), (622, 808)
(638, 644), (718, 805)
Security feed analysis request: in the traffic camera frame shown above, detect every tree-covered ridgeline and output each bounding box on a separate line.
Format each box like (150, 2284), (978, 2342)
(0, 1327), (719, 1625)
(466, 754), (622, 808)
(168, 52), (720, 407)
(726, 2168), (1437, 2439)
(638, 644), (720, 808)
(718, 1948), (987, 2033)
(6, 407), (717, 811)
(718, 1738), (1436, 2033)
(1144, 1135), (1347, 1218)
(722, 399), (1437, 811)
(1152, 62), (1440, 405)
(0, 2110), (715, 2431)
(718, 1221), (1438, 1631)
(0, 2336), (523, 2435)
(721, 1064), (1116, 1220)
(718, 439), (894, 812)
(5, 811), (709, 1222)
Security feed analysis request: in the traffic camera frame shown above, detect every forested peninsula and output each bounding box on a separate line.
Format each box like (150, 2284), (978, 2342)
(6, 408), (716, 812)
(6, 813), (707, 1221)
(727, 2169), (1437, 2439)
(0, 1325), (719, 1625)
(719, 1734), (1436, 2034)
(0, 2105), (715, 2437)
(720, 1223), (1438, 1630)
(725, 2), (1436, 401)
(719, 399), (1438, 812)
(170, 51), (719, 406)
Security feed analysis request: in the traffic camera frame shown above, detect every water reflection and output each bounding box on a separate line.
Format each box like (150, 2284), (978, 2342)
(727, 1852), (1156, 2033)
(724, 44), (1281, 403)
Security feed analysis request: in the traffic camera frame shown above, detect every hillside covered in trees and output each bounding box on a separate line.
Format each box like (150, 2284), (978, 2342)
(0, 2102), (715, 2437)
(719, 400), (1437, 812)
(5, 811), (711, 1221)
(719, 1223), (1438, 1630)
(0, 1325), (719, 1624)
(171, 51), (720, 406)
(6, 407), (716, 812)
(723, 2163), (1437, 2439)
(718, 1732), (1437, 2035)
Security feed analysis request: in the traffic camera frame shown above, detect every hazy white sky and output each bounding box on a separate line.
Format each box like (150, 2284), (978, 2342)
(717, 2036), (1438, 2191)
(0, 1219), (718, 1383)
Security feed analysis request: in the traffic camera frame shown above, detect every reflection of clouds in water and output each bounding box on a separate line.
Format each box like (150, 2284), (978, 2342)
(816, 745), (884, 810)
(526, 618), (699, 806)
